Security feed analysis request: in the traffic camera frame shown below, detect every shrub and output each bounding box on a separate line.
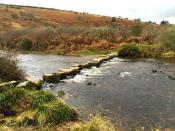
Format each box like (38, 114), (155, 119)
(118, 44), (140, 58)
(0, 55), (24, 82)
(1, 28), (32, 49)
(132, 23), (142, 36)
(70, 115), (115, 131)
(159, 26), (175, 51)
(160, 20), (169, 25)
(136, 44), (161, 58)
(17, 39), (32, 50)
(11, 13), (19, 19)
(111, 17), (116, 23)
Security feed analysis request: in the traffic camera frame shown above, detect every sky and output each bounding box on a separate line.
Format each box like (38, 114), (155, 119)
(0, 0), (175, 23)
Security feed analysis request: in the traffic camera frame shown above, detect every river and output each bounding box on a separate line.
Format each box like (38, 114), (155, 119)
(17, 53), (175, 130)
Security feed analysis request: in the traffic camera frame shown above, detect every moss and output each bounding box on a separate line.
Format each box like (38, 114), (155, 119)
(70, 115), (115, 131)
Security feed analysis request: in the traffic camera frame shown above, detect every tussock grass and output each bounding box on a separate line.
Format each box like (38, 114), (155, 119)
(0, 86), (78, 126)
(31, 91), (57, 108)
(71, 115), (115, 131)
(17, 101), (78, 126)
(0, 88), (33, 116)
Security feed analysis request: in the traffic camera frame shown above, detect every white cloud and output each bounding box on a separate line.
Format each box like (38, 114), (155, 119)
(0, 0), (175, 23)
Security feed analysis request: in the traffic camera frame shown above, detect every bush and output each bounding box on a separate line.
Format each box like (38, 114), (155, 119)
(71, 115), (115, 131)
(132, 23), (142, 36)
(136, 44), (161, 58)
(17, 39), (32, 50)
(111, 17), (116, 23)
(0, 55), (24, 82)
(159, 26), (175, 51)
(118, 44), (140, 58)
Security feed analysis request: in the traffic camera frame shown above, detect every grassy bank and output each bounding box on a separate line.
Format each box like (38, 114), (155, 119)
(0, 84), (78, 129)
(118, 43), (175, 58)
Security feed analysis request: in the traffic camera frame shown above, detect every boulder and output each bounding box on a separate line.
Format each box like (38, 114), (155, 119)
(43, 73), (60, 83)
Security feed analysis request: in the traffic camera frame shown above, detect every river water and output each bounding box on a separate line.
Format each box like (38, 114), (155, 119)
(17, 54), (97, 78)
(17, 53), (175, 130)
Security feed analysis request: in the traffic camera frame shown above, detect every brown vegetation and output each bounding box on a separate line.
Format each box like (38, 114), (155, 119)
(0, 4), (161, 55)
(0, 54), (24, 82)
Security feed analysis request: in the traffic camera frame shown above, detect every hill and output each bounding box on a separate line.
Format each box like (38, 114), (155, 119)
(0, 4), (161, 55)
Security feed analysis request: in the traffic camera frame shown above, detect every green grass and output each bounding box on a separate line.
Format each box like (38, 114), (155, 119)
(0, 86), (78, 126)
(17, 101), (78, 126)
(31, 91), (57, 109)
(74, 49), (113, 56)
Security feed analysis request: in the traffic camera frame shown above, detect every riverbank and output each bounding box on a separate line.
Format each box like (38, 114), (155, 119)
(0, 52), (118, 131)
(1, 51), (175, 130)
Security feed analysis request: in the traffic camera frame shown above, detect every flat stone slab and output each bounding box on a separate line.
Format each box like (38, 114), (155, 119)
(25, 77), (43, 89)
(57, 67), (80, 79)
(42, 53), (118, 83)
(0, 81), (18, 87)
(43, 73), (60, 83)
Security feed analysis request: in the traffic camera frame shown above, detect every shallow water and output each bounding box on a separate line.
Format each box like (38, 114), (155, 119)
(17, 53), (97, 78)
(17, 53), (175, 130)
(47, 58), (175, 130)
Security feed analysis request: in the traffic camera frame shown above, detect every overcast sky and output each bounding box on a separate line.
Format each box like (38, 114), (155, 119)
(0, 0), (175, 23)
